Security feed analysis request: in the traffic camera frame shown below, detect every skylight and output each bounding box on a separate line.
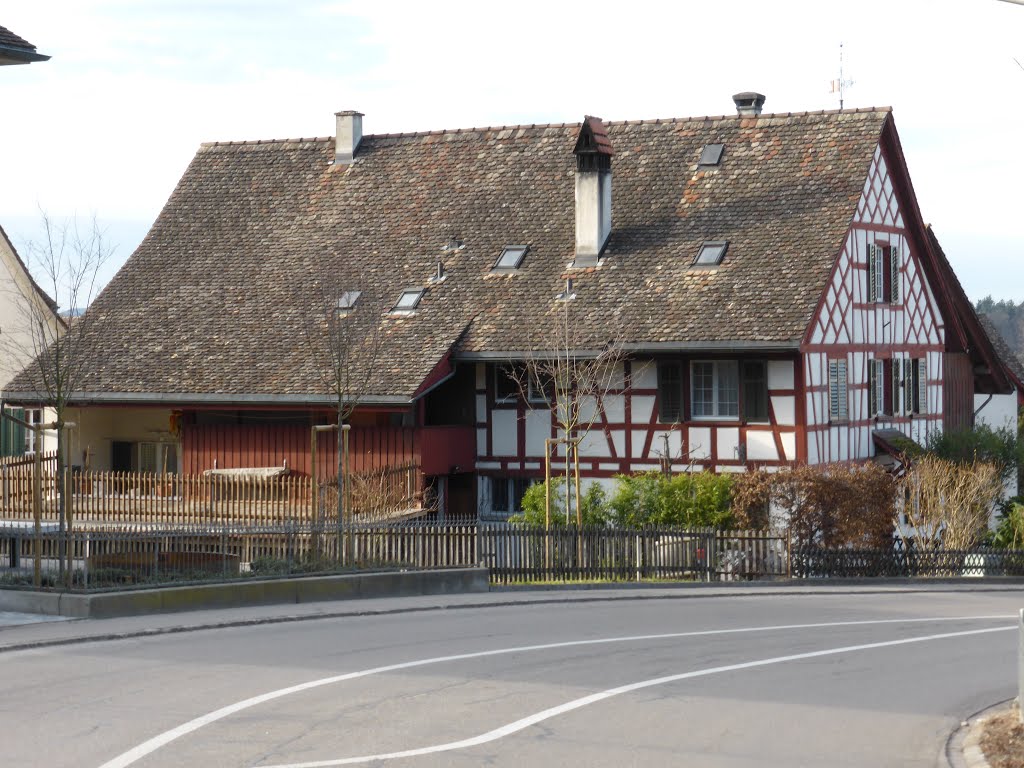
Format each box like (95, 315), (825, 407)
(391, 288), (424, 313)
(336, 291), (361, 311)
(693, 241), (728, 267)
(492, 245), (529, 272)
(699, 143), (725, 166)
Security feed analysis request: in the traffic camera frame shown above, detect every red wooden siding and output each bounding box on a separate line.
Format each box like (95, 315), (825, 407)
(943, 352), (973, 432)
(181, 423), (419, 479)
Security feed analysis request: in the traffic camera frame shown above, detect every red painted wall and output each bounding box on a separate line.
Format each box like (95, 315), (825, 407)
(181, 423), (419, 479)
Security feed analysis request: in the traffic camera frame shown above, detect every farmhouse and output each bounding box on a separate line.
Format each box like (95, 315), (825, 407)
(3, 93), (1013, 519)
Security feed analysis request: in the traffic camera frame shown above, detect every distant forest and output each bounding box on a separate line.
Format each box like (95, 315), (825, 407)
(976, 296), (1024, 362)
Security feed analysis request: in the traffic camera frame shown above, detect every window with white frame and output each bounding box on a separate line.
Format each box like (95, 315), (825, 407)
(23, 409), (43, 455)
(691, 361), (739, 418)
(828, 359), (848, 422)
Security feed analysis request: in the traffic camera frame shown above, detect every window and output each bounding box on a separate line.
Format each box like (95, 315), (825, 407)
(828, 359), (848, 422)
(492, 245), (529, 272)
(742, 361), (769, 422)
(691, 361), (739, 418)
(490, 476), (510, 512)
(693, 240), (728, 267)
(657, 361), (683, 422)
(391, 288), (424, 313)
(336, 291), (361, 311)
(494, 364), (518, 403)
(907, 358), (926, 414)
(868, 359), (883, 417)
(489, 476), (535, 514)
(23, 409), (42, 455)
(526, 371), (549, 404)
(698, 143), (725, 166)
(867, 243), (901, 303)
(139, 442), (178, 474)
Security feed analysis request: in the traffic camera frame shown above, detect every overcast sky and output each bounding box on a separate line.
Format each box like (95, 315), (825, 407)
(1, 0), (1022, 302)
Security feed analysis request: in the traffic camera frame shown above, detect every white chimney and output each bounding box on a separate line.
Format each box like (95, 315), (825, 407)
(732, 92), (766, 117)
(573, 116), (614, 267)
(335, 110), (363, 165)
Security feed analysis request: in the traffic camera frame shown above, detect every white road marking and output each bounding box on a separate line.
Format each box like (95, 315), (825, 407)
(262, 625), (1015, 768)
(96, 614), (1016, 768)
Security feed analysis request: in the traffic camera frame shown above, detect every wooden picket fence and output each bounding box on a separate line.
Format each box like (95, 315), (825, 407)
(0, 463), (423, 526)
(479, 526), (788, 584)
(0, 450), (57, 471)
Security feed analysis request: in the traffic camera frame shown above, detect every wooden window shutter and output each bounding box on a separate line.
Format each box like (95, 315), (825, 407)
(891, 359), (902, 416)
(867, 244), (878, 302)
(868, 359), (878, 417)
(829, 359), (848, 421)
(890, 246), (901, 303)
(828, 360), (838, 420)
(903, 358), (914, 415)
(918, 358), (928, 413)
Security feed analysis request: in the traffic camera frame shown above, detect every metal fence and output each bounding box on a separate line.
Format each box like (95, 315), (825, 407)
(792, 542), (1024, 578)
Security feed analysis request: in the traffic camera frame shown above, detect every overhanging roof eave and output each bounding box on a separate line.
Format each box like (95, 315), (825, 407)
(0, 391), (414, 408)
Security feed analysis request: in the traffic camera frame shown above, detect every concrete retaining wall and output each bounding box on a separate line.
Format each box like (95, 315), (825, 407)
(0, 567), (490, 619)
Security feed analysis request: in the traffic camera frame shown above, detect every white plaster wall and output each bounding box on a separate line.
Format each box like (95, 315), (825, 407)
(747, 431), (779, 461)
(975, 390), (1020, 504)
(524, 409), (550, 456)
(716, 427), (739, 461)
(490, 410), (517, 457)
(688, 427), (711, 460)
(767, 361), (794, 390)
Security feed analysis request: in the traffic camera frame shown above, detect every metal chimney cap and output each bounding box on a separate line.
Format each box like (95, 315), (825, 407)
(732, 92), (766, 116)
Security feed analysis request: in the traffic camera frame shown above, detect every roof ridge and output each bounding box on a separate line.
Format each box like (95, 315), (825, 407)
(199, 107), (894, 148)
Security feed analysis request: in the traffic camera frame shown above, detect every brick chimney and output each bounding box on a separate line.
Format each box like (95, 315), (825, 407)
(573, 116), (614, 267)
(334, 110), (363, 165)
(732, 92), (766, 117)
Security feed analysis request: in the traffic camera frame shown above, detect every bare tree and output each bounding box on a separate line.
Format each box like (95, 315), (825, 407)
(0, 213), (111, 577)
(302, 283), (386, 560)
(508, 297), (623, 527)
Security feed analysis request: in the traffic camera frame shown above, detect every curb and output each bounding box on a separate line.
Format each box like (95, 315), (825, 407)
(0, 567), (489, 619)
(2, 580), (1023, 655)
(945, 699), (1015, 768)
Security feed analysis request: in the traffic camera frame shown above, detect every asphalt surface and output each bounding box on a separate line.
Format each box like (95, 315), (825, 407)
(1, 585), (1022, 767)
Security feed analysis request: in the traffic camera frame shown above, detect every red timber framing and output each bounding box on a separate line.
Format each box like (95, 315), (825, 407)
(800, 115), (949, 465)
(473, 355), (802, 482)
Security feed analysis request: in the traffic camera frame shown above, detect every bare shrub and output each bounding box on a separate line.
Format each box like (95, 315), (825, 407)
(732, 463), (897, 548)
(901, 455), (1002, 550)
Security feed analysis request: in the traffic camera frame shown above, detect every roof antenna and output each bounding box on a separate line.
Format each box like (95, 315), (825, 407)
(829, 42), (855, 110)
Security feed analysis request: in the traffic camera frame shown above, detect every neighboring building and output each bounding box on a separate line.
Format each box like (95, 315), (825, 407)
(0, 24), (48, 66)
(3, 94), (1010, 518)
(1, 22), (53, 457)
(0, 225), (60, 457)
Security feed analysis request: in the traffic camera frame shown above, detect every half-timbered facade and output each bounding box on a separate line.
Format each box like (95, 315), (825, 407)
(4, 94), (1010, 520)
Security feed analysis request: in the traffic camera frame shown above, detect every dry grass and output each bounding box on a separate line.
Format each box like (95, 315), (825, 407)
(981, 703), (1024, 768)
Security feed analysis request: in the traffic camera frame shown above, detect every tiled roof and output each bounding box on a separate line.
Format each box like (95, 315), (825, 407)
(978, 315), (1024, 388)
(0, 24), (48, 63)
(5, 108), (891, 404)
(0, 24), (34, 49)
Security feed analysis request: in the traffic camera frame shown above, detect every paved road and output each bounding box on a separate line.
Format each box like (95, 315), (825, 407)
(2, 588), (1021, 767)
